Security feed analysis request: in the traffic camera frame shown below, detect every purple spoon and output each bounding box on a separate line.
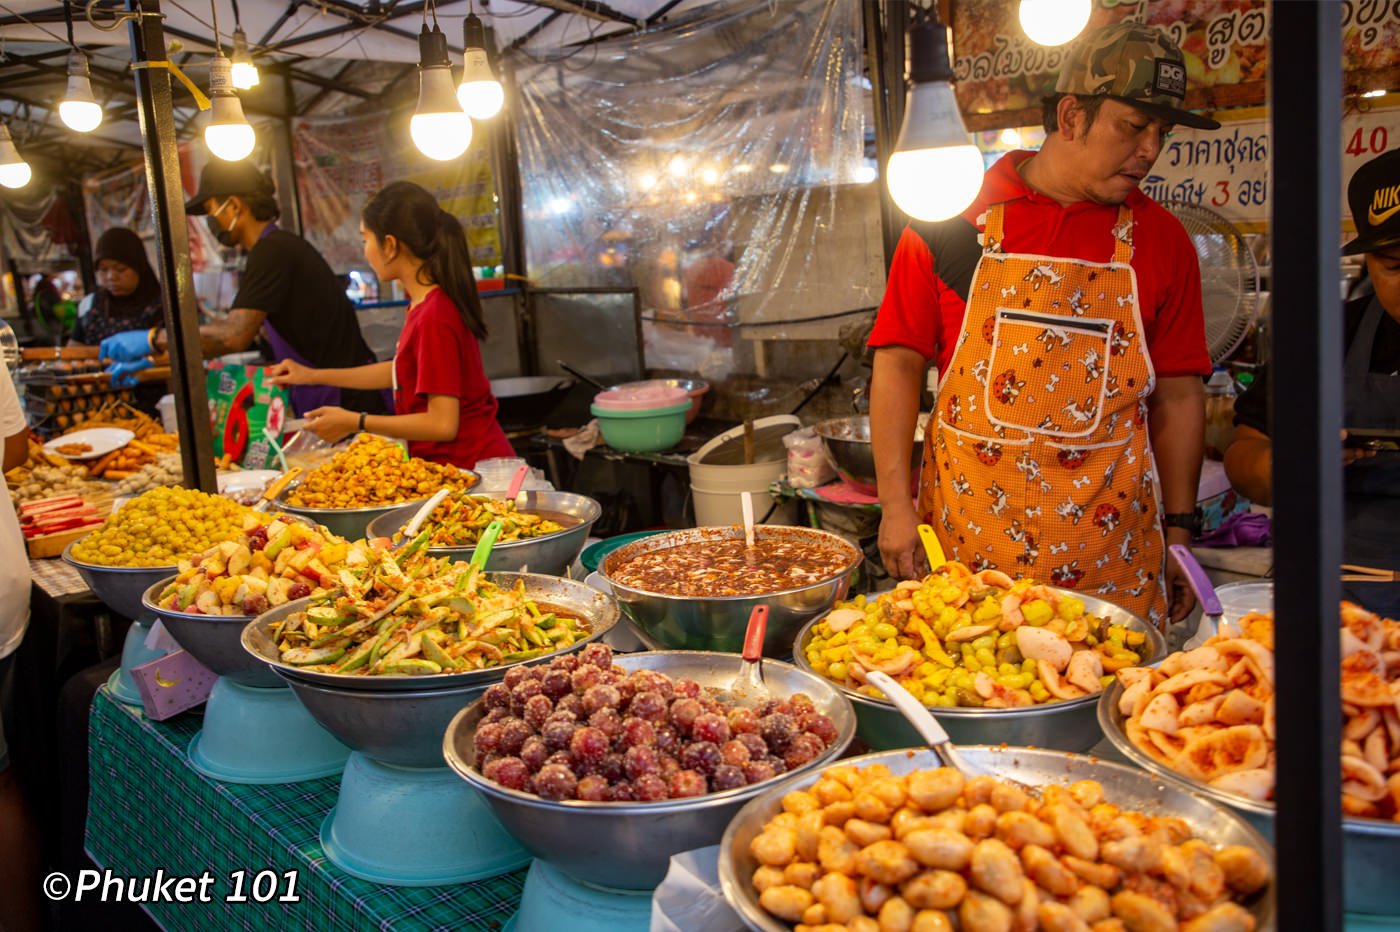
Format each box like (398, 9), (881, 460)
(1169, 543), (1224, 649)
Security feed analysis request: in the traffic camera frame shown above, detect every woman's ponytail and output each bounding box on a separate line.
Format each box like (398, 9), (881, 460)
(362, 181), (488, 340)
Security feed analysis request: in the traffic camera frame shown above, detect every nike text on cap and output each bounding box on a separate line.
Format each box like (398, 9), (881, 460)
(1345, 148), (1400, 256)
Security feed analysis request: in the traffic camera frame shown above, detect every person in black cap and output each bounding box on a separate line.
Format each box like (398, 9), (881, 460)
(71, 227), (164, 347)
(99, 160), (387, 417)
(1227, 149), (1400, 606)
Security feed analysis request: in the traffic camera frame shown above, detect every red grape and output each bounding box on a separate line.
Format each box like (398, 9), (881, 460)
(545, 751), (573, 769)
(742, 760), (777, 785)
(541, 718), (576, 751)
(570, 665), (602, 694)
(736, 733), (769, 759)
(759, 713), (796, 752)
(711, 764), (747, 791)
(633, 773), (668, 801)
(628, 691), (667, 722)
(653, 724), (681, 753)
(804, 712), (838, 744)
(670, 698), (703, 734)
(727, 707), (759, 734)
(619, 717), (655, 749)
(510, 679), (544, 715)
(534, 763), (578, 801)
(520, 736), (549, 772)
(556, 694), (585, 719)
(624, 745), (659, 780)
(287, 582), (312, 601)
(569, 726), (609, 765)
(680, 741), (722, 776)
(473, 722), (504, 757)
(757, 699), (785, 717)
(609, 781), (637, 802)
(541, 669), (571, 700)
(690, 712), (731, 745)
(720, 739), (751, 767)
(498, 718), (532, 756)
(579, 642), (613, 669)
(582, 684), (622, 716)
(588, 707), (622, 739)
(657, 754), (681, 780)
(484, 708), (511, 724)
(788, 692), (815, 711)
(668, 770), (707, 798)
(483, 756), (530, 791)
(673, 678), (702, 700)
(483, 683), (512, 710)
(783, 732), (826, 769)
(597, 753), (627, 783)
(576, 774), (611, 801)
(503, 666), (530, 690)
(552, 653), (580, 673)
(523, 694), (554, 731)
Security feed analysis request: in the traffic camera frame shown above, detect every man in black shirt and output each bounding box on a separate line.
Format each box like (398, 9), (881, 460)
(100, 161), (386, 417)
(1225, 149), (1400, 602)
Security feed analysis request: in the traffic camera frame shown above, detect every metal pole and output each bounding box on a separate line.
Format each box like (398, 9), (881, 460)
(1271, 3), (1342, 929)
(125, 0), (217, 492)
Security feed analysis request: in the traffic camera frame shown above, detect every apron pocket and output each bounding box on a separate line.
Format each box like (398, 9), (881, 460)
(985, 308), (1113, 439)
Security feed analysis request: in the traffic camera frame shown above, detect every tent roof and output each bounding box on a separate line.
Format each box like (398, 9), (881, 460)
(0, 0), (711, 171)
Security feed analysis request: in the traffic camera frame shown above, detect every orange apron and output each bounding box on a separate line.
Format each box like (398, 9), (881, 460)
(918, 202), (1168, 627)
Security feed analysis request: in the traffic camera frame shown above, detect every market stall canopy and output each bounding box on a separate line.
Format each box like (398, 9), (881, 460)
(0, 0), (712, 170)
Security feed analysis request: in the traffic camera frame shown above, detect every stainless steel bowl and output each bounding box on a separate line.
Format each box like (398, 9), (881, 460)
(812, 414), (921, 495)
(271, 468), (479, 541)
(718, 746), (1275, 932)
(364, 490), (602, 577)
(600, 526), (862, 656)
(63, 542), (178, 621)
(793, 590), (1165, 752)
(442, 650), (857, 890)
(240, 572), (619, 692)
(142, 578), (279, 688)
(1099, 679), (1400, 916)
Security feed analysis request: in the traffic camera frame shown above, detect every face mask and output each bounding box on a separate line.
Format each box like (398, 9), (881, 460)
(207, 200), (240, 249)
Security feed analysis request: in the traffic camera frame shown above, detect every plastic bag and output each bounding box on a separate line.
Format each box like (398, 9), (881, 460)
(784, 426), (835, 489)
(280, 426), (342, 472)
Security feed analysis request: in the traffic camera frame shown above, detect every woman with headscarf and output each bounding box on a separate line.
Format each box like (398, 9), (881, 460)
(70, 228), (164, 347)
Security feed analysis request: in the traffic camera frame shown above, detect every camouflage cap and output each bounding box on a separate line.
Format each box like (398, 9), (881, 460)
(1055, 21), (1220, 130)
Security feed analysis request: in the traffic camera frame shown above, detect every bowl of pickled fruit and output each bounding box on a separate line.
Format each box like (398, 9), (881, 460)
(442, 646), (857, 889)
(793, 562), (1165, 752)
(365, 489), (600, 577)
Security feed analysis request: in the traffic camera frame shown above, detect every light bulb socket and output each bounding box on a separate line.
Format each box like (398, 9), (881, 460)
(464, 11), (487, 53)
(209, 53), (237, 97)
(908, 16), (954, 85)
(64, 50), (98, 104)
(419, 23), (452, 68)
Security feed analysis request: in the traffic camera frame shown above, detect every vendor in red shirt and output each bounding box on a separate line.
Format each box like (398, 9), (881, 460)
(269, 181), (513, 468)
(869, 22), (1216, 628)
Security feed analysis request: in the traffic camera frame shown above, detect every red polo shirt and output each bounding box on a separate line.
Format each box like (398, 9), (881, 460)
(869, 150), (1212, 380)
(394, 287), (515, 468)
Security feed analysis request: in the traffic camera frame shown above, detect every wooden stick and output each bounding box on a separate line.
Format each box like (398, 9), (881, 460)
(743, 419), (755, 465)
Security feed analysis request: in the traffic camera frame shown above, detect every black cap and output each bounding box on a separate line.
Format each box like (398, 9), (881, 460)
(1344, 149), (1400, 256)
(185, 160), (273, 215)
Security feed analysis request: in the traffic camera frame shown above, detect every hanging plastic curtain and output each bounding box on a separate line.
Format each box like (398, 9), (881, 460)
(512, 0), (881, 379)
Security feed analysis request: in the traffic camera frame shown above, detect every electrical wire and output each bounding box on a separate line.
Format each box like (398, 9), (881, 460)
(62, 0), (75, 46)
(0, 2), (70, 43)
(208, 0), (220, 50)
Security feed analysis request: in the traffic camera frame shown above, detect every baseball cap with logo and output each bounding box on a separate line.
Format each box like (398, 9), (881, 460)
(1344, 149), (1400, 256)
(1055, 21), (1221, 130)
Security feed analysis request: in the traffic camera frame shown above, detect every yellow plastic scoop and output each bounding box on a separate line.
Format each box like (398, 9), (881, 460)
(917, 523), (946, 573)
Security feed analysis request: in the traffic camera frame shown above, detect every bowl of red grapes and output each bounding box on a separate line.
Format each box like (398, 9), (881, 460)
(442, 642), (856, 890)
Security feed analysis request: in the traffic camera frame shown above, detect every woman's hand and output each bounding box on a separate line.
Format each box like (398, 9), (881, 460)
(304, 406), (357, 443)
(267, 358), (316, 386)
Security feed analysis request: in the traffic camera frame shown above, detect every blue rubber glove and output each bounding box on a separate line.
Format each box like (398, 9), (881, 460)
(108, 358), (153, 388)
(99, 328), (153, 362)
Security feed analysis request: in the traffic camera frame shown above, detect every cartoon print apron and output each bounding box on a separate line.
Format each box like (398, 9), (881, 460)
(919, 203), (1169, 627)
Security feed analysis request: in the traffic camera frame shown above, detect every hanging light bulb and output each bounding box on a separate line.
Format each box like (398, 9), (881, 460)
(58, 49), (103, 133)
(204, 53), (256, 161)
(230, 27), (260, 89)
(1018, 0), (1092, 47)
(0, 124), (32, 189)
(456, 10), (503, 120)
(886, 15), (984, 222)
(412, 23), (471, 161)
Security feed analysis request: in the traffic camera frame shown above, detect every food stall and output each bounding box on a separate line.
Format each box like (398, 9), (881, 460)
(0, 0), (1395, 929)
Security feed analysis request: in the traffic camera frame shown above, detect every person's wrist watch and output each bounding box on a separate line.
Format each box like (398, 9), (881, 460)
(1163, 510), (1203, 536)
(357, 412), (367, 432)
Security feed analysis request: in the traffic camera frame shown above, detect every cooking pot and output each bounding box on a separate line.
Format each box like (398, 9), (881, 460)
(490, 376), (574, 428)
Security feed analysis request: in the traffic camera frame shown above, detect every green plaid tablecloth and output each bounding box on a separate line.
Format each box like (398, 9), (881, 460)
(86, 689), (526, 931)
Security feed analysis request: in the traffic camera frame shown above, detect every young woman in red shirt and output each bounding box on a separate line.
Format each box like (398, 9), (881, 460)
(268, 181), (513, 468)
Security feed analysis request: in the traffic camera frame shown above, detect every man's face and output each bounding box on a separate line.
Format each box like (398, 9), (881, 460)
(1367, 247), (1400, 322)
(1063, 98), (1173, 206)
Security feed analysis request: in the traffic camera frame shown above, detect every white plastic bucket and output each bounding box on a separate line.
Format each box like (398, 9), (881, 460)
(687, 415), (799, 527)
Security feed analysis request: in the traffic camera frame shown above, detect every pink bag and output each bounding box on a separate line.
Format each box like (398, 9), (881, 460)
(131, 650), (216, 720)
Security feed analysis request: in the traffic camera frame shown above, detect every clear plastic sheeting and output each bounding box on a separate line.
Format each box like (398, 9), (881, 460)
(512, 0), (883, 382)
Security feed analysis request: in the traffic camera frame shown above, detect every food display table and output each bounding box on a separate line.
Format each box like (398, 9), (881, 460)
(86, 689), (526, 930)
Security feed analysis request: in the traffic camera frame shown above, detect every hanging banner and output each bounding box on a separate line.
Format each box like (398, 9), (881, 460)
(953, 0), (1400, 123)
(292, 111), (501, 277)
(1139, 101), (1400, 234)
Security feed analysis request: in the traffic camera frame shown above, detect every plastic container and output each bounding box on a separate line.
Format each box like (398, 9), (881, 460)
(592, 385), (689, 411)
(590, 401), (691, 453)
(157, 394), (177, 433)
(1204, 368), (1237, 460)
(687, 415), (799, 526)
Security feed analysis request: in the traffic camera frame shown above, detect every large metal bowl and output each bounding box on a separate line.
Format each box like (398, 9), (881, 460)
(364, 490), (601, 577)
(142, 578), (279, 688)
(240, 572), (619, 693)
(442, 650), (857, 890)
(63, 542), (178, 621)
(600, 525), (862, 656)
(812, 414), (922, 495)
(271, 467), (479, 541)
(1099, 678), (1400, 916)
(718, 745), (1275, 932)
(793, 589), (1165, 752)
